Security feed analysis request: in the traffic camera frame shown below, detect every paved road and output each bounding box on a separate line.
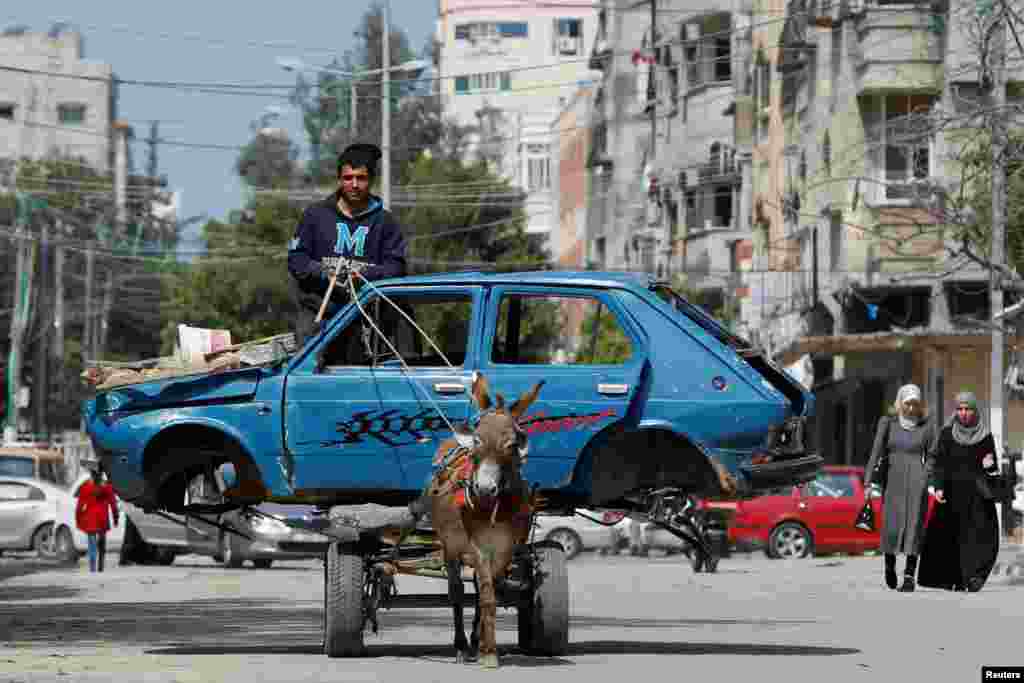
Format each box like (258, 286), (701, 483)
(0, 550), (1022, 683)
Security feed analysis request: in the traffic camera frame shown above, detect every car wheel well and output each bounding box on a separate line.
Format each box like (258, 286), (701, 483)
(580, 427), (734, 507)
(142, 425), (262, 510)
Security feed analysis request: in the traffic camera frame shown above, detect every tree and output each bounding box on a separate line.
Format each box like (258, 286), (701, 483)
(159, 195), (304, 354)
(396, 154), (548, 273)
(236, 126), (300, 190)
(289, 3), (436, 186)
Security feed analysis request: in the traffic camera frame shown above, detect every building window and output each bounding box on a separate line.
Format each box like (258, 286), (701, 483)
(554, 18), (583, 56)
(712, 186), (733, 227)
(880, 94), (934, 199)
(823, 131), (831, 175)
(714, 37), (732, 82)
(58, 104), (85, 125)
(0, 104), (14, 121)
(528, 156), (551, 191)
(498, 22), (529, 38)
(455, 72), (510, 94)
(684, 42), (700, 88)
(829, 211), (843, 272)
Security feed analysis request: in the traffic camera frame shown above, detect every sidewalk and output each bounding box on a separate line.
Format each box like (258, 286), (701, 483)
(990, 540), (1024, 584)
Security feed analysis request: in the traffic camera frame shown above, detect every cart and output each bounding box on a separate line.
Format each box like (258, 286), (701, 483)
(315, 505), (570, 659)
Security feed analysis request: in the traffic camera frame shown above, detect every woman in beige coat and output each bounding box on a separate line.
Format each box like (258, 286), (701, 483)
(864, 384), (936, 592)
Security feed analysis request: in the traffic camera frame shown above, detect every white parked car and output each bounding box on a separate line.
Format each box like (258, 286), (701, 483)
(0, 476), (122, 560)
(532, 509), (626, 559)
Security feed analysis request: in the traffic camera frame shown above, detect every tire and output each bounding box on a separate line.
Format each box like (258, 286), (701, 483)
(154, 547), (176, 566)
(253, 559), (273, 569)
(768, 522), (812, 559)
(545, 528), (583, 560)
(518, 545), (569, 656)
(220, 531), (244, 568)
(324, 542), (365, 658)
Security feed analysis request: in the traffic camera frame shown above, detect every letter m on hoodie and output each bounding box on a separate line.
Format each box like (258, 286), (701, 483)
(335, 223), (368, 258)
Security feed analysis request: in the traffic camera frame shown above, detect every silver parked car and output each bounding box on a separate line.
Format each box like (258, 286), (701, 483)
(0, 476), (123, 561)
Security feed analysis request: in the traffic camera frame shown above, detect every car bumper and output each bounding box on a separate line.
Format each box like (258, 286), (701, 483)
(740, 453), (822, 492)
(246, 538), (328, 560)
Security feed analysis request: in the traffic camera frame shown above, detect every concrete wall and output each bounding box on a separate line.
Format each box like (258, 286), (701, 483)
(0, 29), (113, 175)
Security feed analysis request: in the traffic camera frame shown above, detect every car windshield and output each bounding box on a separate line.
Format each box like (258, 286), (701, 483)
(649, 284), (755, 354)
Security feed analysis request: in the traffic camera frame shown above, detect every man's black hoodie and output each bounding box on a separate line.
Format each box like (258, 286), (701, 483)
(288, 191), (407, 315)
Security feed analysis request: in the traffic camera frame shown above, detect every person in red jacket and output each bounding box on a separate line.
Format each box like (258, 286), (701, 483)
(76, 468), (119, 572)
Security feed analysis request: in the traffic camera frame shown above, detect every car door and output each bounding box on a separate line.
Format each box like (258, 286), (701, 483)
(797, 471), (860, 551)
(0, 481), (44, 547)
(285, 286), (480, 492)
(478, 286), (649, 490)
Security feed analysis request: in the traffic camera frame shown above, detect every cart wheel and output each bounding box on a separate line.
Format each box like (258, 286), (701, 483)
(704, 555), (719, 573)
(324, 541), (365, 658)
(518, 545), (569, 656)
(691, 550), (705, 573)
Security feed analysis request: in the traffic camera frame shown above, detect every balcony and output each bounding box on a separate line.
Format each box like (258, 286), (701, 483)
(852, 2), (943, 93)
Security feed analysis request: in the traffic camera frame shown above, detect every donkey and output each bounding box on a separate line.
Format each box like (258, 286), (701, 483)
(427, 372), (544, 668)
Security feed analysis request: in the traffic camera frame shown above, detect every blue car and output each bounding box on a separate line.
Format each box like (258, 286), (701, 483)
(82, 271), (820, 515)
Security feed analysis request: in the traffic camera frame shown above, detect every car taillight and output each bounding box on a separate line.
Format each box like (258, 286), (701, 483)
(602, 511), (625, 524)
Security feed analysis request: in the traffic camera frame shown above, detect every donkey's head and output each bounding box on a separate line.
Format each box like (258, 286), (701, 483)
(455, 372), (543, 500)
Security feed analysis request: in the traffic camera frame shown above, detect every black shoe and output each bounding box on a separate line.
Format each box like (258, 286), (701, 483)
(898, 577), (916, 592)
(967, 577), (984, 593)
(885, 567), (898, 589)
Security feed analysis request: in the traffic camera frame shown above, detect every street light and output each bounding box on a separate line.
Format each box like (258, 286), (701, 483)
(276, 54), (429, 208)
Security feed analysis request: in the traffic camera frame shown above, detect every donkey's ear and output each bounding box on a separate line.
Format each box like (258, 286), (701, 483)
(509, 380), (545, 420)
(471, 371), (492, 411)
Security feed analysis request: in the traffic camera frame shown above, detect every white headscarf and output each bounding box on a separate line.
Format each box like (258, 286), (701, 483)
(895, 384), (923, 431)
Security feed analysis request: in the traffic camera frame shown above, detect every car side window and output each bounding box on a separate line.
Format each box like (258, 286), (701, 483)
(803, 473), (856, 498)
(0, 483), (43, 501)
(321, 292), (473, 369)
(491, 293), (632, 365)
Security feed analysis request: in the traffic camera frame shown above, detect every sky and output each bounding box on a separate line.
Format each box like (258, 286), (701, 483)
(3, 1), (439, 254)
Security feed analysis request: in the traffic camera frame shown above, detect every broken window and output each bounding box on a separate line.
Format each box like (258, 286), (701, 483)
(844, 287), (931, 334)
(944, 281), (990, 326)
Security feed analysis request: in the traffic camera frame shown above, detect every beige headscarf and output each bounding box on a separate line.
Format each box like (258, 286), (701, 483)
(895, 384), (923, 431)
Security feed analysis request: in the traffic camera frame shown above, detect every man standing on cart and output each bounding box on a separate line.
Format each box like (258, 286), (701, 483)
(288, 142), (408, 344)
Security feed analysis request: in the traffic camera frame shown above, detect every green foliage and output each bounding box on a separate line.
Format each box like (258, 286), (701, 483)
(946, 132), (1024, 276)
(397, 155), (547, 273)
(576, 305), (633, 364)
(159, 196), (304, 354)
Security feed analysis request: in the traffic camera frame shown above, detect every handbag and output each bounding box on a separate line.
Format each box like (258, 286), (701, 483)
(982, 470), (1017, 503)
(854, 499), (877, 532)
(868, 417), (891, 491)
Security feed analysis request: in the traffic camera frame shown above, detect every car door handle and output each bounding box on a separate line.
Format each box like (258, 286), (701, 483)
(433, 383), (466, 395)
(597, 383), (629, 396)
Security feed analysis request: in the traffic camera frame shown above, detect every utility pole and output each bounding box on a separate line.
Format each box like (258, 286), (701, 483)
(83, 247), (94, 367)
(981, 0), (1009, 537)
(53, 232), (63, 362)
(5, 201), (26, 439)
(33, 218), (49, 437)
(382, 0), (392, 208)
(988, 2), (1008, 477)
(650, 0), (658, 160)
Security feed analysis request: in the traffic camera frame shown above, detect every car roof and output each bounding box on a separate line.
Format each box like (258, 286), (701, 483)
(373, 269), (656, 290)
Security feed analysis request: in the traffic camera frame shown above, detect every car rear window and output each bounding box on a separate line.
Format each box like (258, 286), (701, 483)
(0, 457), (35, 478)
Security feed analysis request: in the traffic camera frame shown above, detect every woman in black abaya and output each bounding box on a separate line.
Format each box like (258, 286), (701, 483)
(917, 391), (1001, 592)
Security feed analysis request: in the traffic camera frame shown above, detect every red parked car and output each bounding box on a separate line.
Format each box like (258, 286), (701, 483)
(728, 465), (882, 558)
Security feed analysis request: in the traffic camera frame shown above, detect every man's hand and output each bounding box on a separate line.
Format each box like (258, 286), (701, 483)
(929, 486), (945, 504)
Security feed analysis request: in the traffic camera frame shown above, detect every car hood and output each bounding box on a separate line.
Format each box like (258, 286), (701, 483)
(89, 367), (263, 415)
